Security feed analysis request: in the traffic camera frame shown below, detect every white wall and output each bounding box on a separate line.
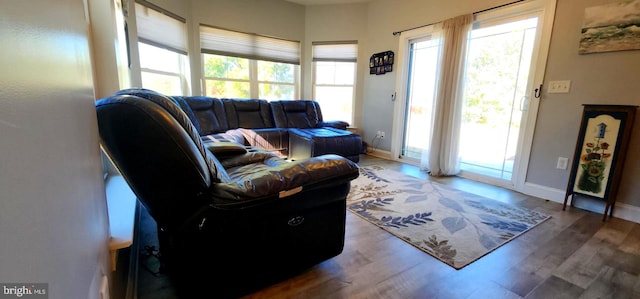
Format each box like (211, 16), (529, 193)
(0, 1), (110, 298)
(526, 0), (640, 207)
(304, 3), (368, 128)
(88, 0), (131, 99)
(147, 0), (190, 17)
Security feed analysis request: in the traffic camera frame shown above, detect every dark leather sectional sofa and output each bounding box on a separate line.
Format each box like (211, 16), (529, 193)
(96, 88), (361, 297)
(169, 94), (363, 163)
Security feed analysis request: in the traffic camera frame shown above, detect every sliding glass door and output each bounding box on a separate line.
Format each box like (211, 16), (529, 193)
(458, 11), (541, 184)
(393, 0), (556, 191)
(401, 36), (441, 161)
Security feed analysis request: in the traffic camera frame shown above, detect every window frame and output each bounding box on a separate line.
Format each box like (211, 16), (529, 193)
(199, 25), (301, 100)
(311, 42), (358, 125)
(139, 41), (191, 95)
(134, 2), (191, 95)
(201, 53), (300, 100)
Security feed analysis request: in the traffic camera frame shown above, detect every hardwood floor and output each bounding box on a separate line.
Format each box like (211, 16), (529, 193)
(136, 155), (640, 299)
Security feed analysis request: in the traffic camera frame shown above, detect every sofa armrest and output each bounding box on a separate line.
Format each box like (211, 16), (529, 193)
(319, 120), (349, 130)
(211, 154), (359, 207)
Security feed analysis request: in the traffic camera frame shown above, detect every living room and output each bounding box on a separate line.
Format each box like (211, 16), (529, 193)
(1, 0), (639, 298)
(103, 0), (640, 220)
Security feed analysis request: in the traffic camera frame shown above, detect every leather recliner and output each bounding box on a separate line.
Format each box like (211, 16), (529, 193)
(96, 90), (359, 297)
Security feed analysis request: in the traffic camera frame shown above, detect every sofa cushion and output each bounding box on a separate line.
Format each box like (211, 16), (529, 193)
(288, 128), (362, 163)
(270, 100), (320, 128)
(182, 96), (228, 135)
(223, 99), (275, 129)
(204, 141), (247, 157)
(201, 130), (245, 145)
(212, 154), (359, 207)
(245, 128), (289, 158)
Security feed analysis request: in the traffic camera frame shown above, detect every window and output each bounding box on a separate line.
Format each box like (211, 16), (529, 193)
(200, 25), (300, 100)
(203, 54), (250, 98)
(312, 42), (358, 125)
(257, 60), (296, 100)
(135, 3), (190, 95)
(202, 54), (297, 100)
(139, 43), (190, 95)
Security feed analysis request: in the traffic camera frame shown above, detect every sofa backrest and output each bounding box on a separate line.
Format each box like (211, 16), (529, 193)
(112, 89), (227, 178)
(169, 96), (336, 134)
(270, 100), (320, 128)
(178, 96), (229, 135)
(169, 96), (201, 133)
(310, 101), (325, 123)
(97, 90), (232, 230)
(223, 98), (275, 129)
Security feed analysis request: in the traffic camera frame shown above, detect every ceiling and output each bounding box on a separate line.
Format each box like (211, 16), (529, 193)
(284, 0), (371, 5)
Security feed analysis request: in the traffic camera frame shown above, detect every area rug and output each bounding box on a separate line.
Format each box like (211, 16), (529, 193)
(346, 166), (550, 269)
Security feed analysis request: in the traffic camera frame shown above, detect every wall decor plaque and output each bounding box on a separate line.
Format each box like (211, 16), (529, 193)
(563, 105), (637, 220)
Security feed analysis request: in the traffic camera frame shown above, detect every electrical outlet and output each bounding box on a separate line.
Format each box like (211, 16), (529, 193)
(556, 157), (568, 170)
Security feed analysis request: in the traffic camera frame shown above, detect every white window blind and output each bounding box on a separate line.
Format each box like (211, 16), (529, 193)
(312, 41), (358, 62)
(200, 25), (301, 65)
(135, 2), (187, 54)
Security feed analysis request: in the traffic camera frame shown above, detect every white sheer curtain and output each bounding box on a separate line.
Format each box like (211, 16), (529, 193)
(421, 14), (473, 176)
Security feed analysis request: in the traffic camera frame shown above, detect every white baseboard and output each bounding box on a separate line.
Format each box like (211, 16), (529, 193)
(365, 149), (393, 160)
(610, 203), (640, 223)
(522, 182), (640, 224)
(522, 182), (566, 203)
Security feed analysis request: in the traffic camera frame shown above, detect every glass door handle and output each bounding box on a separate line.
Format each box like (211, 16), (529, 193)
(520, 96), (529, 112)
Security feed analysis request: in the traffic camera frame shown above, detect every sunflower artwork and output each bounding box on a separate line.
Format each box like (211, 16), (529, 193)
(574, 115), (621, 198)
(577, 123), (610, 194)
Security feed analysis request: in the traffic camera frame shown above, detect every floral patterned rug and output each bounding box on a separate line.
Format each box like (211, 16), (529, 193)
(347, 166), (550, 269)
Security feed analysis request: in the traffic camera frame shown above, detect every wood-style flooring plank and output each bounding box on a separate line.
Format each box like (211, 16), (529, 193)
(618, 223), (640, 255)
(579, 266), (640, 299)
(553, 217), (635, 288)
(465, 280), (522, 299)
(524, 275), (584, 299)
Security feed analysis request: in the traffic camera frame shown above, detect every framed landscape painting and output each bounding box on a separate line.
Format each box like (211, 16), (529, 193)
(579, 0), (640, 54)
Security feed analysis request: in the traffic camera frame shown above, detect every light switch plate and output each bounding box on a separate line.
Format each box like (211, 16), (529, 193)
(548, 80), (571, 93)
